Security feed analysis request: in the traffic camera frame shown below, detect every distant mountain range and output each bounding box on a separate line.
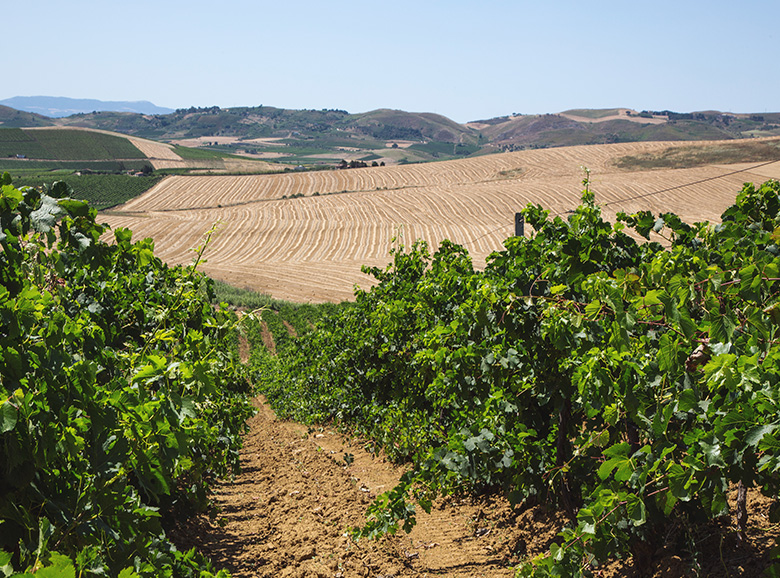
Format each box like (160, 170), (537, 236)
(0, 96), (175, 118)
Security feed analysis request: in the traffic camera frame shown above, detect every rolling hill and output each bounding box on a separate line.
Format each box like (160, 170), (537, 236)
(6, 98), (779, 167)
(51, 106), (482, 165)
(0, 105), (55, 128)
(468, 109), (780, 150)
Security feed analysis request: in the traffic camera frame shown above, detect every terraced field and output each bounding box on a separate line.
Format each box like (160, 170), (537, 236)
(102, 139), (780, 302)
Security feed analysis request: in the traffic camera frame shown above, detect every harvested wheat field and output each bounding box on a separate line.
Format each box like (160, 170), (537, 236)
(101, 138), (780, 302)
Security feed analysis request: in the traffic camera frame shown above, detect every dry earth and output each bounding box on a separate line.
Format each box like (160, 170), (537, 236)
(167, 397), (777, 577)
(168, 397), (550, 578)
(100, 139), (780, 303)
(558, 109), (668, 125)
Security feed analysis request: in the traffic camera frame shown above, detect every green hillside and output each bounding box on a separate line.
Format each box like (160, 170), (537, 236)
(0, 104), (54, 128)
(0, 127), (159, 207)
(0, 128), (145, 160)
(349, 109), (478, 144)
(55, 106), (480, 164)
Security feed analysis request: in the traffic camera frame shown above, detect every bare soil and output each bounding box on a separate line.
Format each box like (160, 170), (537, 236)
(559, 110), (667, 125)
(170, 398), (778, 577)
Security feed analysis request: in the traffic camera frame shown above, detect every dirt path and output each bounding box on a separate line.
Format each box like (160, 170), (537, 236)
(170, 397), (777, 577)
(170, 397), (564, 577)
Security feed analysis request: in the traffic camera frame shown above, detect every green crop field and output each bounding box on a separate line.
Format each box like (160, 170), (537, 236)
(13, 173), (163, 209)
(0, 128), (48, 158)
(0, 128), (33, 142)
(0, 128), (145, 160)
(171, 144), (243, 160)
(0, 159), (153, 173)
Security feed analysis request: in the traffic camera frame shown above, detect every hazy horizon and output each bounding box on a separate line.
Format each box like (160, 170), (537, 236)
(4, 0), (778, 124)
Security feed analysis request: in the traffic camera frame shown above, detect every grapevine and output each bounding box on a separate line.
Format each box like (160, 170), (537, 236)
(260, 178), (780, 575)
(0, 173), (253, 577)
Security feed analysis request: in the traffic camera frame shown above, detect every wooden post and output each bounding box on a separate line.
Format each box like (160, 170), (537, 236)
(515, 213), (524, 237)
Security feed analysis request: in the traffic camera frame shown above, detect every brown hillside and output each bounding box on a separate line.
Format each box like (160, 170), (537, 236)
(101, 139), (780, 303)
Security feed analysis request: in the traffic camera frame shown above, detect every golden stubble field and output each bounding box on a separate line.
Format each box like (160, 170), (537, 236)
(101, 139), (780, 303)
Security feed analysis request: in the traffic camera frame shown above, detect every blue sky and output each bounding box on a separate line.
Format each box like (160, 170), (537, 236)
(6, 0), (778, 122)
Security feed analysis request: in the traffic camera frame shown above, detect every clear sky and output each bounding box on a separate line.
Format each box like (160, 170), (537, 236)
(5, 0), (778, 123)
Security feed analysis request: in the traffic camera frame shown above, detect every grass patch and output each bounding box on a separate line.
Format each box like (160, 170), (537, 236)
(212, 280), (282, 311)
(212, 280), (347, 354)
(496, 167), (523, 179)
(562, 108), (624, 119)
(408, 141), (480, 157)
(172, 145), (241, 160)
(174, 144), (325, 168)
(252, 144), (341, 156)
(613, 139), (780, 170)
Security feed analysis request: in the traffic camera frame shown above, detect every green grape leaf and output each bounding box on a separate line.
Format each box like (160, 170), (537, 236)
(0, 401), (17, 434)
(625, 494), (646, 526)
